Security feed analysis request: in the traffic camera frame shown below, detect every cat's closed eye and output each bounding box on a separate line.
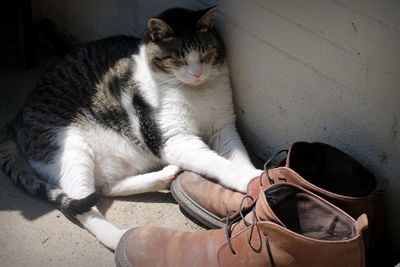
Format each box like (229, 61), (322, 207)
(156, 56), (173, 61)
(201, 49), (217, 63)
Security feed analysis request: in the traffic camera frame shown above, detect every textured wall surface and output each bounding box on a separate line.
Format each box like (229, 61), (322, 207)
(217, 0), (400, 249)
(32, 0), (399, 250)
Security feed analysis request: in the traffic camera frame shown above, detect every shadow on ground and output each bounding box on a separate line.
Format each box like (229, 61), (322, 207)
(0, 171), (54, 220)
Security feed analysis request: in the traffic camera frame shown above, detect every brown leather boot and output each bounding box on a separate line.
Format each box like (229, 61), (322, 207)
(116, 183), (367, 267)
(170, 142), (386, 249)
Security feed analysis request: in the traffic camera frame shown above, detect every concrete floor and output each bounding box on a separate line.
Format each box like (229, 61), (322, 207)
(0, 173), (202, 267)
(0, 26), (202, 267)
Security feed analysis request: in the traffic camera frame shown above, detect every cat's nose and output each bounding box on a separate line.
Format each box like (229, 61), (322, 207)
(193, 71), (202, 78)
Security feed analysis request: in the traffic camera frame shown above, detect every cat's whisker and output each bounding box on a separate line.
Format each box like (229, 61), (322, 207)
(174, 83), (184, 90)
(159, 78), (178, 85)
(161, 82), (180, 88)
(160, 84), (182, 90)
(159, 80), (183, 90)
(164, 80), (182, 86)
(159, 82), (179, 88)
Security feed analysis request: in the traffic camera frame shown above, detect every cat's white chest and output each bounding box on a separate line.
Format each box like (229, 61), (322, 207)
(157, 75), (233, 140)
(183, 88), (220, 135)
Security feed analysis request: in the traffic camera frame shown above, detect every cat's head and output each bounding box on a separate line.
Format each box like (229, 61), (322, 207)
(144, 7), (225, 86)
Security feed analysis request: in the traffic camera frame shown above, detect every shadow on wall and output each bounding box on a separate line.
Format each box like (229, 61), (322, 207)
(32, 0), (217, 44)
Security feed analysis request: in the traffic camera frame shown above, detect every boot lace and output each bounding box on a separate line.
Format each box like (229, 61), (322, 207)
(224, 195), (276, 267)
(259, 149), (288, 186)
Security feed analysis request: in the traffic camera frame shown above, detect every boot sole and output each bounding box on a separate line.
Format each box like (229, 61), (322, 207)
(115, 228), (137, 267)
(170, 175), (225, 229)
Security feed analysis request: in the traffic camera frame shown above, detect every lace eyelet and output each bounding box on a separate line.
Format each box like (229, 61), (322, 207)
(260, 149), (289, 186)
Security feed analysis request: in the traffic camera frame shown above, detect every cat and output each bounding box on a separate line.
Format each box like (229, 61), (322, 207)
(0, 6), (261, 250)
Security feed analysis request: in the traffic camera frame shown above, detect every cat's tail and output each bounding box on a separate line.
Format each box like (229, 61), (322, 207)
(0, 138), (99, 217)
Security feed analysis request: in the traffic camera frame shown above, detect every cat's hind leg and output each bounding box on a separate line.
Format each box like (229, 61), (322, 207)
(102, 165), (180, 197)
(75, 207), (128, 250)
(41, 130), (127, 250)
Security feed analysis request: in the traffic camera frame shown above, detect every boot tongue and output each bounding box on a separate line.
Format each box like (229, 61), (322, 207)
(246, 176), (263, 199)
(255, 189), (285, 226)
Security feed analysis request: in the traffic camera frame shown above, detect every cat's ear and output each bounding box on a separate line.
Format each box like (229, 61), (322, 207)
(148, 18), (173, 41)
(197, 6), (217, 32)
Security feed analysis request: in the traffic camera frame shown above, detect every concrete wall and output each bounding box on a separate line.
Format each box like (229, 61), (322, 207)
(217, 0), (400, 250)
(32, 0), (399, 250)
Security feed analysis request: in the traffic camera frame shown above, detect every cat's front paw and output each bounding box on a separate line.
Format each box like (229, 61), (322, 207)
(162, 165), (182, 187)
(229, 169), (263, 193)
(234, 177), (254, 193)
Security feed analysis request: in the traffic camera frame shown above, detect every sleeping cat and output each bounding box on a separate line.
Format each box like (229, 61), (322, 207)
(0, 6), (261, 249)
